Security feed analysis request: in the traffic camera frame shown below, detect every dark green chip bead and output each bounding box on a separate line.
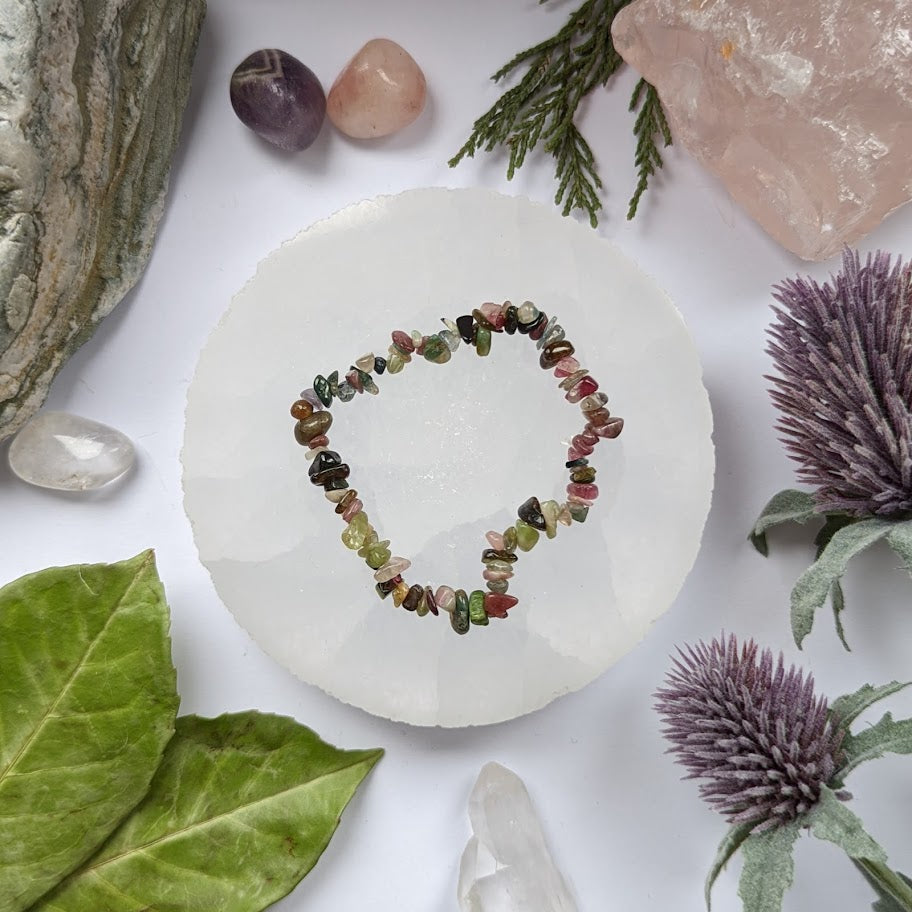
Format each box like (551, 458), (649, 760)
(517, 496), (547, 531)
(323, 478), (349, 492)
(452, 589), (470, 634)
(571, 466), (597, 484)
(482, 548), (518, 564)
(486, 579), (509, 594)
(504, 305), (518, 334)
(569, 502), (589, 523)
(374, 356), (387, 375)
(314, 375), (333, 406)
(356, 368), (379, 394)
(422, 334), (451, 364)
(566, 457), (589, 468)
(309, 464), (350, 486)
(475, 325), (491, 357)
(376, 578), (397, 599)
(469, 590), (488, 626)
(327, 370), (340, 395)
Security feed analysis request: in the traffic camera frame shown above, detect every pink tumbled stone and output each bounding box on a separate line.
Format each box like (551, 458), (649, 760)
(568, 482), (599, 500)
(481, 302), (502, 322)
(484, 593), (519, 618)
(575, 376), (599, 398)
(346, 370), (362, 392)
(612, 0), (912, 260)
(308, 434), (329, 449)
(327, 38), (427, 139)
(483, 569), (513, 582)
(553, 357), (580, 378)
(485, 530), (505, 549)
(391, 330), (415, 352)
(567, 447), (586, 461)
(580, 429), (599, 446)
(342, 498), (363, 522)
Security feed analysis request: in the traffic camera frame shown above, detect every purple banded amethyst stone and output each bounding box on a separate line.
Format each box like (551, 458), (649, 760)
(229, 49), (326, 151)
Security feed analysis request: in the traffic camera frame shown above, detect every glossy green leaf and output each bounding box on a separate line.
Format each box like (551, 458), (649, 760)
(705, 821), (754, 909)
(749, 489), (817, 556)
(0, 551), (178, 912)
(830, 682), (911, 728)
(808, 786), (886, 862)
(34, 713), (383, 911)
(737, 820), (801, 912)
(790, 518), (894, 647)
(838, 713), (912, 779)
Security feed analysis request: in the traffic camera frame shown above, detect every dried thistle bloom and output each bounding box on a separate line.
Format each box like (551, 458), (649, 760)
(655, 634), (845, 833)
(767, 248), (912, 517)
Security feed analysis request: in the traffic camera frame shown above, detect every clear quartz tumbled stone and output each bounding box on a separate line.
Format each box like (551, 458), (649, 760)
(8, 411), (135, 491)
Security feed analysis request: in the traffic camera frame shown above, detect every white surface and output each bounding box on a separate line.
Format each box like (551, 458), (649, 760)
(183, 187), (713, 726)
(2, 1), (912, 909)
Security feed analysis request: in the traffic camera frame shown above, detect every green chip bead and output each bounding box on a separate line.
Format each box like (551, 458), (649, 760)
(341, 511), (372, 549)
(541, 499), (560, 539)
(363, 543), (391, 569)
(415, 590), (430, 617)
(569, 502), (589, 523)
(387, 352), (406, 374)
(422, 334), (452, 364)
(570, 466), (596, 484)
(313, 374), (333, 406)
(484, 559), (514, 574)
(452, 589), (470, 634)
(502, 526), (518, 552)
(487, 579), (509, 594)
(469, 590), (488, 626)
(327, 370), (340, 395)
(514, 520), (540, 551)
(475, 325), (492, 357)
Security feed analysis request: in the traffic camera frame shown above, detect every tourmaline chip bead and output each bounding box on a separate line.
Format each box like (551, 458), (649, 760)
(230, 49), (326, 151)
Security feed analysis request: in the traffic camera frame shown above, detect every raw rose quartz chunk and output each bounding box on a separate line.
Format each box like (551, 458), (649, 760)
(327, 38), (427, 139)
(612, 0), (912, 260)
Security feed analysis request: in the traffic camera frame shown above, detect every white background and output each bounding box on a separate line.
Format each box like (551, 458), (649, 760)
(2, 1), (912, 909)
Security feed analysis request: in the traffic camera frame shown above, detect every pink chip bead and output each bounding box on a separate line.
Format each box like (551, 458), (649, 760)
(342, 498), (363, 522)
(481, 302), (502, 322)
(575, 376), (599, 398)
(391, 330), (415, 353)
(485, 531), (505, 549)
(567, 447), (586, 461)
(567, 482), (599, 500)
(571, 434), (595, 456)
(346, 370), (363, 392)
(484, 593), (519, 618)
(435, 586), (456, 611)
(308, 434), (329, 449)
(590, 417), (625, 438)
(553, 357), (580, 378)
(483, 569), (513, 581)
(567, 494), (595, 506)
(579, 429), (599, 446)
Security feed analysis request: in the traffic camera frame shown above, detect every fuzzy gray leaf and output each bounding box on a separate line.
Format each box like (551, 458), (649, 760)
(737, 822), (801, 912)
(706, 821), (754, 909)
(886, 521), (912, 575)
(749, 489), (817, 556)
(839, 713), (912, 779)
(808, 786), (886, 862)
(830, 682), (911, 728)
(790, 518), (894, 647)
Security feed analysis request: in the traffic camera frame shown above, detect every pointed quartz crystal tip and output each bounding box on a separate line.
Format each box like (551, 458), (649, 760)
(612, 0), (912, 260)
(458, 762), (578, 912)
(8, 411), (135, 491)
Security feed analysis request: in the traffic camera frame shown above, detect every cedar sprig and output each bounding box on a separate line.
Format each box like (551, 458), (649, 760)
(627, 77), (672, 219)
(449, 0), (671, 227)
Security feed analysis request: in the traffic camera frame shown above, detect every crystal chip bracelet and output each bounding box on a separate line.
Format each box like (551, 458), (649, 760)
(290, 300), (624, 634)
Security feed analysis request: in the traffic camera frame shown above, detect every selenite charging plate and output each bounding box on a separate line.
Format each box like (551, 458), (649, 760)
(182, 187), (714, 727)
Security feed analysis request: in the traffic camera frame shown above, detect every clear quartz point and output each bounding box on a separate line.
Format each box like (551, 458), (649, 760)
(8, 411), (135, 491)
(458, 762), (578, 912)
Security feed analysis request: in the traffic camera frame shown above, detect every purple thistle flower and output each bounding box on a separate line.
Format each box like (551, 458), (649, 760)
(767, 248), (912, 517)
(655, 634), (845, 833)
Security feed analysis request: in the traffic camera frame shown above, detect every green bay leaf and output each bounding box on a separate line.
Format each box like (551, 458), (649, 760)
(0, 551), (178, 912)
(33, 713), (383, 911)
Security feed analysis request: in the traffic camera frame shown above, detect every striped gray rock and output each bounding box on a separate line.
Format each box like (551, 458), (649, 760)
(0, 0), (206, 440)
